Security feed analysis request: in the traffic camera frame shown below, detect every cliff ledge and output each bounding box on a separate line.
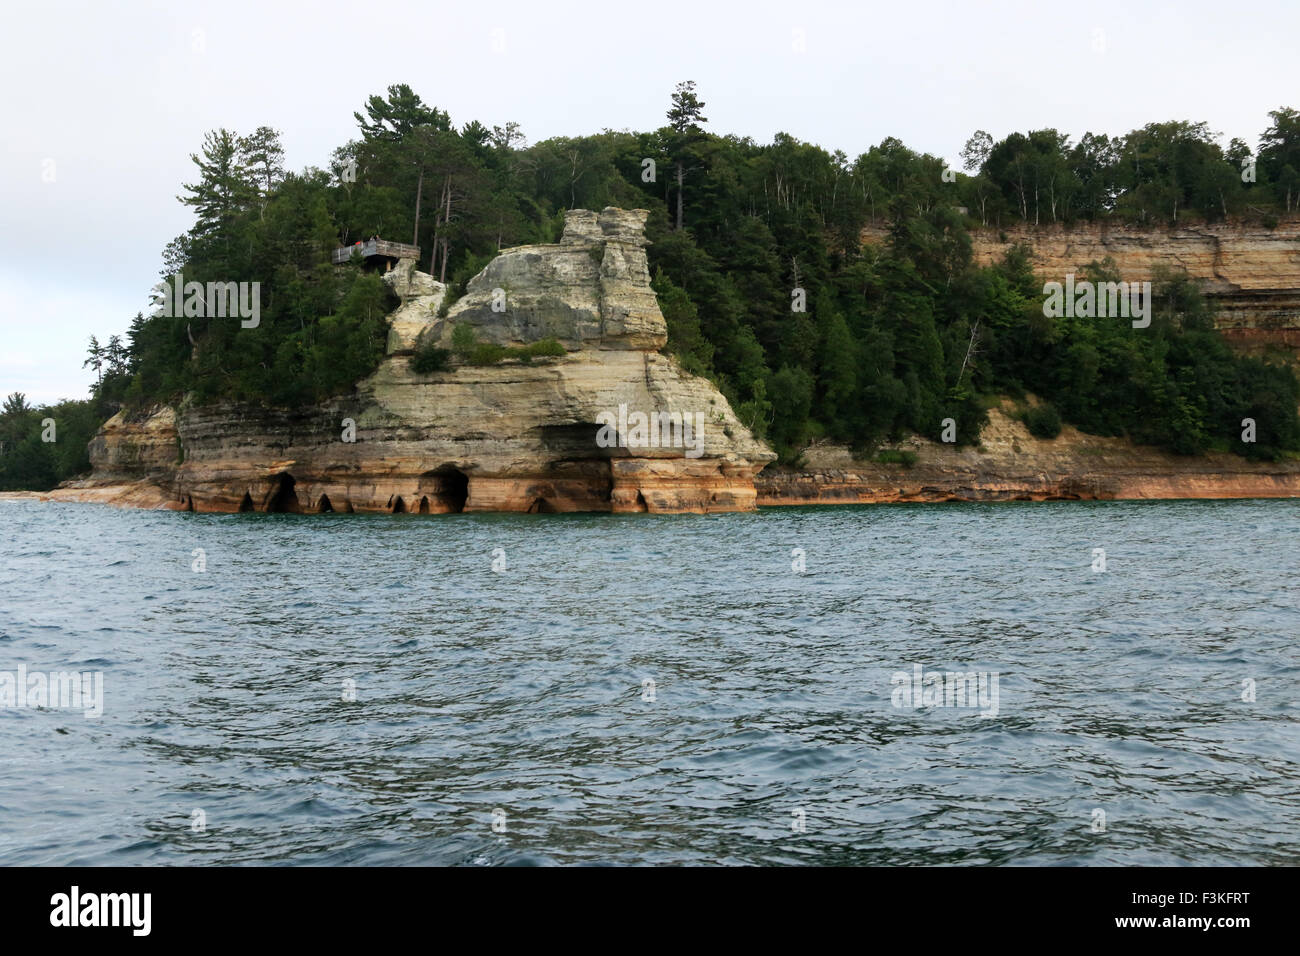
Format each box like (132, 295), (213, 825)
(62, 208), (775, 514)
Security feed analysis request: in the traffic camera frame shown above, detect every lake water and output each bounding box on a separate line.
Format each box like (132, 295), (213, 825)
(1, 498), (1297, 865)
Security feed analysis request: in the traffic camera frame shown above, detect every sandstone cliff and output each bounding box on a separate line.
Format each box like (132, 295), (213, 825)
(863, 218), (1300, 358)
(757, 402), (1300, 506)
(65, 208), (775, 514)
(43, 213), (1300, 514)
(748, 220), (1300, 504)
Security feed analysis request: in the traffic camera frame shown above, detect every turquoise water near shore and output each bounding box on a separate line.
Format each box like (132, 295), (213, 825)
(1, 498), (1297, 865)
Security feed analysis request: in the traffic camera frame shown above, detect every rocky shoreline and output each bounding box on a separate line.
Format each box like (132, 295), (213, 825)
(757, 404), (1300, 505)
(11, 211), (1299, 515)
(10, 403), (1298, 511)
(28, 209), (773, 515)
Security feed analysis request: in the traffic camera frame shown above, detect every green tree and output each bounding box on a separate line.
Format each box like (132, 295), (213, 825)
(238, 126), (286, 212)
(82, 335), (104, 387)
(179, 128), (256, 242)
(1259, 107), (1300, 212)
(666, 81), (708, 230)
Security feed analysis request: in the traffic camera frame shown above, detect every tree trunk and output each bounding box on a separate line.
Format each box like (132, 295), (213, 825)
(675, 161), (684, 230)
(429, 212), (440, 274)
(412, 167), (424, 247)
(440, 178), (452, 282)
(430, 176), (449, 275)
(957, 320), (980, 385)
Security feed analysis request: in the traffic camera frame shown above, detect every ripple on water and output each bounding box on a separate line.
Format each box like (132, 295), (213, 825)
(0, 499), (1297, 864)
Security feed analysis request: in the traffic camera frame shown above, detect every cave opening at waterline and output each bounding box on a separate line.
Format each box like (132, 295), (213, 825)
(267, 474), (302, 513)
(317, 493), (334, 513)
(443, 469), (468, 513)
(527, 498), (558, 514)
(238, 492), (254, 513)
(419, 466), (469, 514)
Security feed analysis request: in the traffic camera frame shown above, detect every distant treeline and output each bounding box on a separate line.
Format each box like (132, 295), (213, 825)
(5, 87), (1298, 489)
(0, 393), (104, 492)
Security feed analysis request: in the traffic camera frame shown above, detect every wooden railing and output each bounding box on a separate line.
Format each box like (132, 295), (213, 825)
(331, 239), (421, 265)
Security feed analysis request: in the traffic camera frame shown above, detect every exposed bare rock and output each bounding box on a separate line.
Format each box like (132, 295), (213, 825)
(73, 208), (774, 514)
(85, 406), (179, 480)
(65, 213), (1300, 516)
(382, 259), (445, 354)
(399, 207), (667, 352)
(758, 404), (1300, 505)
(864, 218), (1300, 358)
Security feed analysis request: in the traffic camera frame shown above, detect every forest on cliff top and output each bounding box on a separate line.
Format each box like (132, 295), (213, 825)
(4, 84), (1300, 489)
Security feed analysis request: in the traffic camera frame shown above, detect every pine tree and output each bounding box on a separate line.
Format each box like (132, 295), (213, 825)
(178, 129), (256, 239)
(354, 84), (447, 143)
(238, 126), (286, 206)
(83, 335), (104, 387)
(666, 81), (708, 230)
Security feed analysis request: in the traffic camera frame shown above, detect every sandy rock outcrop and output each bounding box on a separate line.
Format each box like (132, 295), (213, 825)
(60, 214), (1300, 515)
(758, 403), (1300, 505)
(85, 406), (179, 480)
(383, 261), (446, 353)
(71, 208), (775, 514)
(397, 207), (667, 352)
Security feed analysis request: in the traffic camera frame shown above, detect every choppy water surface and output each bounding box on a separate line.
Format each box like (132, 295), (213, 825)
(0, 498), (1297, 865)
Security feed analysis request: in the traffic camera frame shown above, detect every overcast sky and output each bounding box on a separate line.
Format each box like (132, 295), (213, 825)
(2, 0), (1295, 403)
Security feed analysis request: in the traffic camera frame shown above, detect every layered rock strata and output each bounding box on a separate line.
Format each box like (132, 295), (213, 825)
(757, 404), (1300, 505)
(64, 208), (774, 514)
(863, 219), (1300, 357)
(44, 214), (1300, 514)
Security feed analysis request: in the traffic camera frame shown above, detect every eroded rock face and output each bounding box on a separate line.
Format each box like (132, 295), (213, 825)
(396, 207), (667, 352)
(383, 260), (446, 353)
(757, 404), (1300, 505)
(864, 219), (1300, 358)
(79, 208), (776, 514)
(86, 406), (179, 480)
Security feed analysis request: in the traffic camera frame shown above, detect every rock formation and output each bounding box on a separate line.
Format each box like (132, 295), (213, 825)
(864, 219), (1300, 358)
(69, 208), (775, 514)
(40, 212), (1300, 514)
(757, 403), (1300, 505)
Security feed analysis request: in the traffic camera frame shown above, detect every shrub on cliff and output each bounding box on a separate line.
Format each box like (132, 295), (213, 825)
(449, 322), (565, 366)
(464, 338), (565, 366)
(466, 342), (508, 365)
(1023, 403), (1063, 439)
(518, 339), (566, 362)
(875, 448), (918, 467)
(409, 340), (451, 374)
(450, 322), (477, 356)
